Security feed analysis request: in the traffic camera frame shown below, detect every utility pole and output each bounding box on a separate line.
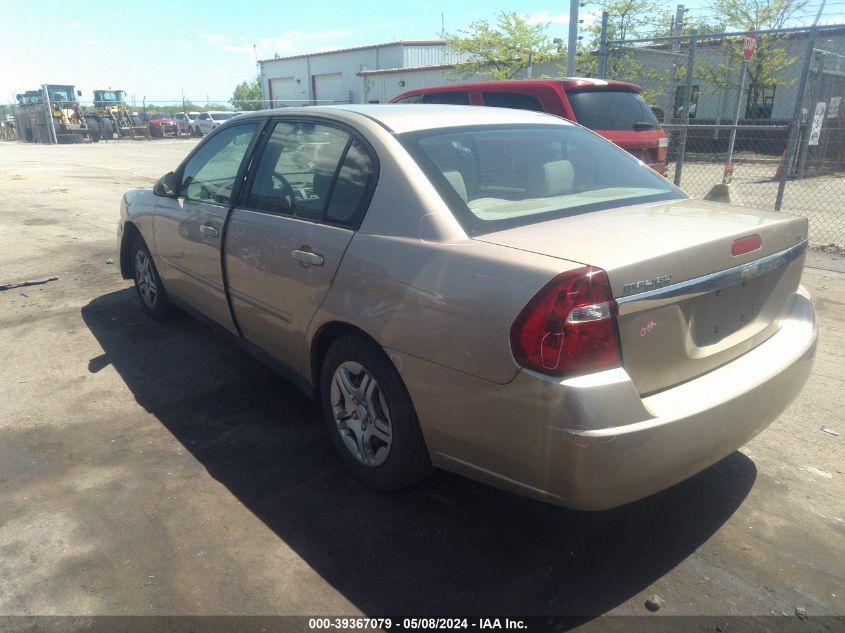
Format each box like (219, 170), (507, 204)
(567, 0), (579, 76)
(663, 4), (687, 121)
(598, 11), (609, 78)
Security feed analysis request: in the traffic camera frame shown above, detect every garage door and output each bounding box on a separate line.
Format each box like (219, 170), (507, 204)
(314, 73), (348, 104)
(269, 77), (302, 107)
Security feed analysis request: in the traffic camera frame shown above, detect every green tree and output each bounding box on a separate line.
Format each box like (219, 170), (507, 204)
(579, 0), (667, 99)
(445, 12), (557, 80)
(231, 77), (264, 111)
(698, 0), (809, 118)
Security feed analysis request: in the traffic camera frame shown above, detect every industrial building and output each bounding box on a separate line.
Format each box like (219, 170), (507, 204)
(258, 40), (475, 106)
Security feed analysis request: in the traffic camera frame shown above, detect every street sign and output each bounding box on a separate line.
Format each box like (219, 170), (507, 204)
(809, 102), (827, 146)
(743, 27), (757, 62)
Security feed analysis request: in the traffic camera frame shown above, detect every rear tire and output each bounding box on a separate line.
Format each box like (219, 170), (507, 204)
(100, 118), (115, 139)
(130, 235), (172, 320)
(320, 334), (432, 491)
(85, 117), (100, 142)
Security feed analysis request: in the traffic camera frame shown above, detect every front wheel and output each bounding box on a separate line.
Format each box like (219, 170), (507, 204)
(131, 235), (172, 320)
(320, 335), (432, 490)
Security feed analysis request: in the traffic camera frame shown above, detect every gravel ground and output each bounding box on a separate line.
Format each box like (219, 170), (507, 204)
(667, 155), (845, 249)
(0, 139), (843, 626)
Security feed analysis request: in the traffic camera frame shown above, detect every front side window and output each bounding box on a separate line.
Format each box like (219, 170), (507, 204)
(246, 121), (376, 227)
(179, 123), (259, 205)
(393, 94), (424, 104)
(400, 124), (684, 235)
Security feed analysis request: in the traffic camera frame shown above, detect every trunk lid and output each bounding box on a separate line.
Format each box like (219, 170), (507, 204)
(476, 199), (808, 394)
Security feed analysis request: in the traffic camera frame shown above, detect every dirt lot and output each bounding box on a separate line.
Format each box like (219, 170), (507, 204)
(1, 139), (844, 625)
(666, 155), (845, 250)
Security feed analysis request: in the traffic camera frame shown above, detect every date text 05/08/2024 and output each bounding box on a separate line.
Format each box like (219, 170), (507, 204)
(308, 618), (527, 630)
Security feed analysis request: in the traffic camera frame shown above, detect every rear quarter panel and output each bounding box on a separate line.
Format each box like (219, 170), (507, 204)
(311, 235), (578, 384)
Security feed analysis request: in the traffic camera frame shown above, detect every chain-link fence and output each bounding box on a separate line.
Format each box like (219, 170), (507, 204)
(603, 24), (845, 251)
(0, 96), (353, 144)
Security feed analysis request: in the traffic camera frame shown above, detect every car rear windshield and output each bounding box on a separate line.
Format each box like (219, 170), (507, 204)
(400, 124), (683, 236)
(566, 89), (659, 131)
(211, 113), (236, 121)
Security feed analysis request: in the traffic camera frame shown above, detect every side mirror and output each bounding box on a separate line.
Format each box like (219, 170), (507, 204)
(154, 171), (178, 197)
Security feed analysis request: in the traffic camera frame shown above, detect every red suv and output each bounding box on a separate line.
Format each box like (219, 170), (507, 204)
(391, 79), (668, 173)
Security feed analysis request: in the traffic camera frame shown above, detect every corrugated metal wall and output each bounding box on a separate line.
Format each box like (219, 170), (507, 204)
(261, 43), (406, 106)
(402, 45), (469, 68)
(260, 42), (466, 106)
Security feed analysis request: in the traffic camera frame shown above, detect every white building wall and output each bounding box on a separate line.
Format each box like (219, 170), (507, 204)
(260, 42), (460, 106)
(402, 45), (469, 67)
(260, 43), (406, 106)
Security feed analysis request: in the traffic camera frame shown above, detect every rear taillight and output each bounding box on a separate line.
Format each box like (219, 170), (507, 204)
(510, 266), (622, 377)
(657, 136), (669, 162)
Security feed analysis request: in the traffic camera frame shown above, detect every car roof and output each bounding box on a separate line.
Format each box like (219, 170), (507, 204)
(233, 104), (571, 134)
(394, 78), (643, 95)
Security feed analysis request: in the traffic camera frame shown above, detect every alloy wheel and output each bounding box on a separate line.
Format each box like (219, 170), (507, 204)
(330, 361), (393, 467)
(134, 250), (158, 309)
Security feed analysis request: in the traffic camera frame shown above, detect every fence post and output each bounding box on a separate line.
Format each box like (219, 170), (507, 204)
(598, 12), (609, 79)
(663, 4), (687, 124)
(42, 85), (57, 144)
(798, 51), (824, 178)
(673, 29), (698, 187)
(775, 25), (818, 211)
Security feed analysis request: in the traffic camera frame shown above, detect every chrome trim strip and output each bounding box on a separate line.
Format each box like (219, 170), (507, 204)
(229, 287), (293, 323)
(163, 258), (226, 293)
(616, 240), (807, 308)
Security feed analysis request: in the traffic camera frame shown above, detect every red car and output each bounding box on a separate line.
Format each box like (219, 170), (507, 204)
(391, 79), (668, 173)
(147, 114), (178, 138)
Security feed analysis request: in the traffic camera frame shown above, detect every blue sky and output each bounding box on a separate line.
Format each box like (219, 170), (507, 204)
(3, 0), (843, 107)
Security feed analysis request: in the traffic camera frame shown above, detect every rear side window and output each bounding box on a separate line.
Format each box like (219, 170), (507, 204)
(394, 94), (424, 104)
(566, 90), (659, 131)
(424, 92), (469, 105)
(325, 140), (376, 226)
(246, 122), (350, 220)
(482, 92), (544, 112)
(246, 121), (376, 228)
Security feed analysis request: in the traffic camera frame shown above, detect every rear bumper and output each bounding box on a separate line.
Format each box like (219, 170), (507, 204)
(394, 288), (816, 510)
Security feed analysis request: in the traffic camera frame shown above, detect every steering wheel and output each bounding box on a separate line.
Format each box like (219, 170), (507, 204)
(272, 171), (296, 208)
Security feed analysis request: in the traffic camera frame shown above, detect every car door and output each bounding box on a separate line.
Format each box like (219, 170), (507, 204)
(153, 120), (262, 332)
(225, 118), (377, 374)
(197, 112), (210, 134)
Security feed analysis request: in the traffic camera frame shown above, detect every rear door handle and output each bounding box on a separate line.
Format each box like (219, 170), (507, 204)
(199, 223), (219, 238)
(292, 248), (325, 267)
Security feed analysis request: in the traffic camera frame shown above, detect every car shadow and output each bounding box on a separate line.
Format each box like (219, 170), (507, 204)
(82, 288), (757, 618)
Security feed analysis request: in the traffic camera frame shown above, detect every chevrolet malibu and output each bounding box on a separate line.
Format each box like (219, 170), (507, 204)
(116, 105), (816, 510)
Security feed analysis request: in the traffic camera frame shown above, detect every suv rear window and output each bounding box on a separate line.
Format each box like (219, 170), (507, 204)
(482, 92), (543, 112)
(566, 89), (659, 131)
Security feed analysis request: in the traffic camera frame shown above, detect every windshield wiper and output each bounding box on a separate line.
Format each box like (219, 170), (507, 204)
(633, 121), (658, 130)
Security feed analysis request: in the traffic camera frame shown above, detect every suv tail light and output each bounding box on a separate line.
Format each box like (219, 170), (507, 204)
(510, 266), (622, 377)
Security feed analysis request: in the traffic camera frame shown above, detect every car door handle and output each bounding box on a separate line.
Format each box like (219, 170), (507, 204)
(199, 223), (219, 238)
(291, 248), (324, 267)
